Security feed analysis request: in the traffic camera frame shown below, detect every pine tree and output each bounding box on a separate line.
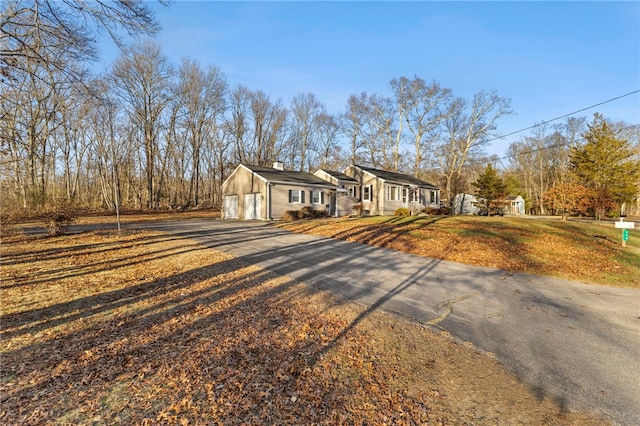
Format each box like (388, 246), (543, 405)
(472, 164), (506, 214)
(569, 113), (640, 219)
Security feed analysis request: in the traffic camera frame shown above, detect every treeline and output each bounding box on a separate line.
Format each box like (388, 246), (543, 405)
(474, 115), (640, 219)
(1, 38), (514, 211)
(2, 1), (639, 216)
(503, 116), (639, 215)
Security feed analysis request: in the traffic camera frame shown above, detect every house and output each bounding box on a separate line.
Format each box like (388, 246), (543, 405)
(342, 165), (440, 216)
(313, 169), (360, 217)
(453, 193), (482, 215)
(221, 162), (338, 220)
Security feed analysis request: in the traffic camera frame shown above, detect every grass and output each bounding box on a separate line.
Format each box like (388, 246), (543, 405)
(278, 215), (640, 287)
(0, 228), (608, 424)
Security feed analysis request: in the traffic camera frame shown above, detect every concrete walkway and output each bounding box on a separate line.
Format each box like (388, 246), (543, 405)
(28, 219), (640, 424)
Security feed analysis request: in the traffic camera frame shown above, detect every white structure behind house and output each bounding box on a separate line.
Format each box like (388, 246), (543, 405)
(453, 193), (482, 215)
(504, 195), (525, 216)
(453, 193), (525, 216)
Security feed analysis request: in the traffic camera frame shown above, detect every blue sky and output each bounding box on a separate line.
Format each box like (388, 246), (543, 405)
(97, 1), (640, 158)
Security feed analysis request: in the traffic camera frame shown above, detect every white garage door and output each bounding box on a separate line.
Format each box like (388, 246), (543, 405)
(244, 193), (261, 220)
(222, 195), (238, 219)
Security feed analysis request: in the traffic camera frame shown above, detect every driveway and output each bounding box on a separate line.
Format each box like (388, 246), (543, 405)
(37, 219), (640, 424)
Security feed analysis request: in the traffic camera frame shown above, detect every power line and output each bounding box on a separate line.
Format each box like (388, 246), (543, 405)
(464, 123), (640, 169)
(486, 89), (640, 144)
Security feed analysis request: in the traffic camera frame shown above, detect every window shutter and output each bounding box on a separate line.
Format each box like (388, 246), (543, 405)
(320, 191), (324, 204)
(301, 191), (305, 203)
(288, 190), (292, 203)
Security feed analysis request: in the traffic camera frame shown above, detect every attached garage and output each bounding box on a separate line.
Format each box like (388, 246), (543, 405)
(221, 163), (338, 220)
(222, 195), (238, 219)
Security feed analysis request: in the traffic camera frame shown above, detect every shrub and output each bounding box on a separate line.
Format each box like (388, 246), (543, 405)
(0, 211), (17, 237)
(394, 208), (411, 217)
(282, 210), (303, 221)
(311, 209), (328, 218)
(352, 204), (363, 216)
(301, 206), (314, 219)
(423, 207), (451, 216)
(40, 204), (76, 236)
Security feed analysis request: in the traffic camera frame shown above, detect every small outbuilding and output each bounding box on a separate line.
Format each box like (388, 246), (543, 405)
(453, 193), (525, 216)
(453, 193), (482, 215)
(504, 195), (525, 216)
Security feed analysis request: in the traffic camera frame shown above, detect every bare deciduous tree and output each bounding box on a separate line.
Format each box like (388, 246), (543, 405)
(436, 90), (512, 204)
(1, 0), (161, 86)
(360, 93), (397, 170)
(392, 76), (453, 176)
(110, 40), (173, 209)
(314, 113), (340, 170)
(250, 90), (287, 167)
(340, 93), (368, 165)
(174, 59), (227, 207)
(226, 85), (251, 164)
(289, 92), (325, 172)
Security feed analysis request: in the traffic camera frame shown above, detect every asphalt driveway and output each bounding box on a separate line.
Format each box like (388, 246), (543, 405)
(28, 218), (640, 424)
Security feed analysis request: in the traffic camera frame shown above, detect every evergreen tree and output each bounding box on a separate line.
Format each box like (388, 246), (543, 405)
(569, 113), (640, 219)
(472, 164), (506, 214)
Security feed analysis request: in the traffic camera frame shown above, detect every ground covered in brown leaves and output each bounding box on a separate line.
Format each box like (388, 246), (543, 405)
(280, 215), (639, 287)
(1, 230), (608, 424)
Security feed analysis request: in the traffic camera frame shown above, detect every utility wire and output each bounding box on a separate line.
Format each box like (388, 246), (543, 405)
(485, 89), (640, 144)
(462, 123), (640, 169)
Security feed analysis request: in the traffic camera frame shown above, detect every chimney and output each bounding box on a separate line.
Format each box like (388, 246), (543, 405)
(273, 161), (284, 171)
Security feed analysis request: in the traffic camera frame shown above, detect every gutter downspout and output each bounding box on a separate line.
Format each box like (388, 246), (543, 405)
(267, 182), (272, 221)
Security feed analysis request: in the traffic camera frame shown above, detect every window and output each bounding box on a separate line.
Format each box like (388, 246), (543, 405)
(362, 185), (372, 201)
(386, 184), (401, 201)
(312, 190), (324, 204)
(288, 189), (305, 203)
(430, 190), (437, 204)
(347, 185), (356, 197)
(409, 188), (418, 203)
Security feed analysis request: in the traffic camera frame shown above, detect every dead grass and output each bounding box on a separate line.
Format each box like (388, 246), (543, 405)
(0, 230), (608, 424)
(278, 216), (640, 287)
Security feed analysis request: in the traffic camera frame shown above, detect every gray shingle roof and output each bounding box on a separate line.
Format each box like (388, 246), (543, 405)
(356, 165), (439, 189)
(243, 164), (335, 186)
(320, 169), (359, 183)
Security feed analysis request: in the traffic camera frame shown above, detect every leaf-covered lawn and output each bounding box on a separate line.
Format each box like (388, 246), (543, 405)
(1, 230), (607, 424)
(279, 216), (640, 287)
